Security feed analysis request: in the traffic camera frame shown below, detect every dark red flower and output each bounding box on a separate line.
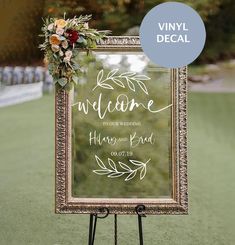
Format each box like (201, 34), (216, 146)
(66, 29), (79, 45)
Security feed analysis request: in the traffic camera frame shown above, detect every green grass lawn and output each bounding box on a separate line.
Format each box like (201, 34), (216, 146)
(0, 93), (235, 245)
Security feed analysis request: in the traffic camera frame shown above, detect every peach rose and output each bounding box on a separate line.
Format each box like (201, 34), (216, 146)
(49, 34), (61, 45)
(55, 19), (67, 28)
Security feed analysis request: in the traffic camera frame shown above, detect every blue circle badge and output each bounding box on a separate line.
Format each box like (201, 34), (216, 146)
(140, 2), (206, 68)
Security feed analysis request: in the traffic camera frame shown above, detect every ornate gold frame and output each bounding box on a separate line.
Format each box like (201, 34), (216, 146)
(55, 36), (188, 214)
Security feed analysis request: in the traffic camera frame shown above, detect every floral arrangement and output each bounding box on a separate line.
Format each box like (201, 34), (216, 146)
(39, 14), (110, 90)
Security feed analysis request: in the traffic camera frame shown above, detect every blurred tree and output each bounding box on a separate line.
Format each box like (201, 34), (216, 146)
(0, 0), (45, 65)
(44, 0), (235, 63)
(44, 0), (146, 34)
(0, 0), (234, 65)
(44, 0), (223, 34)
(200, 0), (235, 62)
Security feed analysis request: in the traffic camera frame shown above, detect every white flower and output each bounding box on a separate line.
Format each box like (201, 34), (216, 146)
(51, 44), (60, 52)
(56, 28), (64, 35)
(62, 40), (68, 49)
(84, 22), (89, 29)
(65, 50), (72, 59)
(59, 50), (64, 56)
(63, 50), (73, 62)
(63, 56), (70, 63)
(47, 23), (54, 31)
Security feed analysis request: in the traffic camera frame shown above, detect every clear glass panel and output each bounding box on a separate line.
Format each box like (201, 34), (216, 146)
(72, 52), (172, 198)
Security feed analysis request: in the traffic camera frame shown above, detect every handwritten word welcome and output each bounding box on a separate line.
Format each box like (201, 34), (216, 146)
(72, 93), (172, 119)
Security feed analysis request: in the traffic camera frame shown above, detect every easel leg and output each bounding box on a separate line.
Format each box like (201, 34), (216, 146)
(88, 207), (145, 245)
(92, 215), (98, 244)
(138, 215), (144, 245)
(136, 204), (146, 245)
(114, 214), (117, 245)
(88, 208), (110, 245)
(88, 214), (94, 245)
(88, 214), (98, 245)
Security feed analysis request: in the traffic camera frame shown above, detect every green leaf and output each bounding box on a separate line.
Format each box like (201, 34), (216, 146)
(82, 38), (87, 46)
(77, 36), (85, 43)
(72, 75), (78, 85)
(64, 82), (74, 92)
(91, 41), (97, 48)
(87, 39), (97, 48)
(48, 64), (55, 73)
(86, 39), (92, 47)
(72, 49), (79, 56)
(57, 77), (67, 87)
(59, 36), (66, 41)
(72, 63), (80, 70)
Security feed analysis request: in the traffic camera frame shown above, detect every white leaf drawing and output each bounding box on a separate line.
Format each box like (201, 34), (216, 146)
(99, 83), (114, 90)
(133, 75), (151, 80)
(108, 172), (124, 178)
(97, 69), (104, 84)
(120, 71), (136, 77)
(112, 78), (125, 88)
(108, 158), (117, 171)
(140, 166), (147, 180)
(125, 171), (137, 181)
(95, 155), (106, 169)
(136, 80), (149, 95)
(92, 68), (150, 95)
(126, 78), (135, 91)
(93, 169), (111, 175)
(107, 68), (118, 78)
(119, 162), (131, 171)
(93, 155), (150, 181)
(129, 160), (144, 166)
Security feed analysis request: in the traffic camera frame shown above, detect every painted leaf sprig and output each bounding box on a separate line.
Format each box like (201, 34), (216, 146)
(93, 155), (150, 181)
(92, 69), (151, 95)
(39, 14), (111, 91)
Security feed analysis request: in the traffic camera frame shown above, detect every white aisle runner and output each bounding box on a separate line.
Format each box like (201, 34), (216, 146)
(0, 82), (43, 107)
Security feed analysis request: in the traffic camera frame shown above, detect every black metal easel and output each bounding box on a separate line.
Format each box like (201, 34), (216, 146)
(88, 205), (146, 245)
